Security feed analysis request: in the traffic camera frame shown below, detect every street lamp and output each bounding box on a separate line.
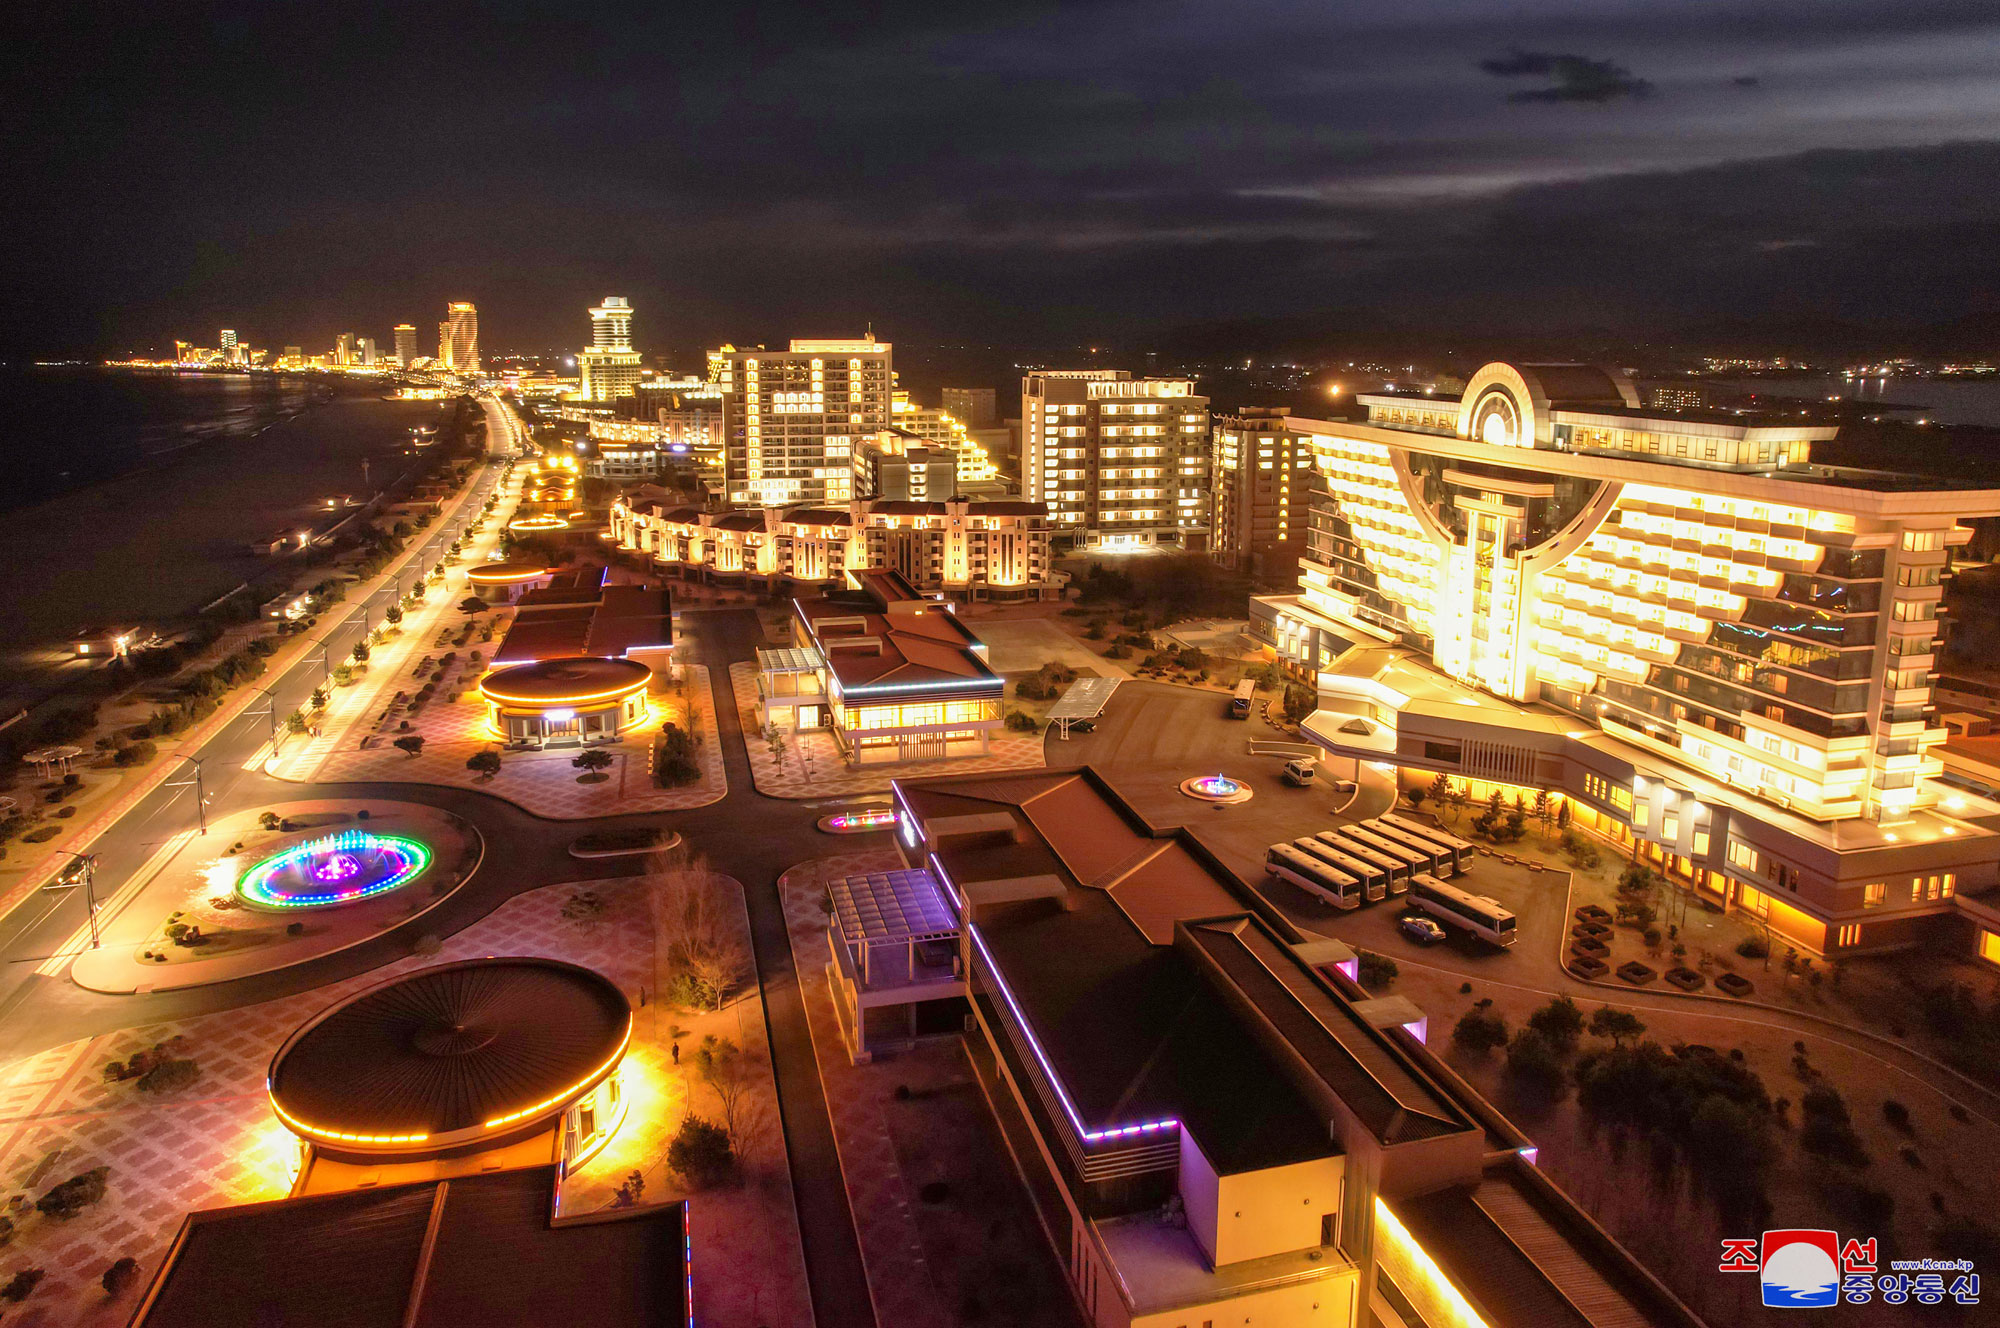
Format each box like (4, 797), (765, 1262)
(49, 851), (101, 949)
(167, 754), (209, 835)
(245, 683), (282, 742)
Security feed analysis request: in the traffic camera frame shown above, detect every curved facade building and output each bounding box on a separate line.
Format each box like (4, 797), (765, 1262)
(1257, 362), (2000, 959)
(479, 656), (652, 746)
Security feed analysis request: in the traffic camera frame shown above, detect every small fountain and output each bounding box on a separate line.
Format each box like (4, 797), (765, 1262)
(1180, 773), (1253, 805)
(237, 829), (432, 909)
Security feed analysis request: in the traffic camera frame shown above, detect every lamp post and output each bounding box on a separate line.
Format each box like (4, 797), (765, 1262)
(246, 684), (281, 742)
(168, 754), (209, 835)
(49, 851), (101, 948)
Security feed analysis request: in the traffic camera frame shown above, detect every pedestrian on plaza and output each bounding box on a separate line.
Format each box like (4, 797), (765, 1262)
(671, 1041), (680, 1065)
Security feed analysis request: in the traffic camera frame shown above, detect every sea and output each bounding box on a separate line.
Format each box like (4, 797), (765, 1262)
(1710, 374), (2000, 427)
(0, 366), (448, 667)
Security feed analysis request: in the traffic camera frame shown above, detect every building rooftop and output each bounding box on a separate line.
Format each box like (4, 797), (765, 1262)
(132, 1166), (687, 1328)
(1094, 1210), (1354, 1317)
(796, 572), (998, 693)
(829, 867), (958, 944)
(492, 573), (671, 665)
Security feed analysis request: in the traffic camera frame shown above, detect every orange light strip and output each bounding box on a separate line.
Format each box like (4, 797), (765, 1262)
(483, 1017), (633, 1130)
(269, 1094), (431, 1146)
(479, 678), (650, 707)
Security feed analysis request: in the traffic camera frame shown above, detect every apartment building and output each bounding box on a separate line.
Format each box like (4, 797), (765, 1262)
(890, 391), (1004, 492)
(709, 337), (893, 506)
(1251, 360), (2000, 959)
(1021, 370), (1211, 549)
(1212, 407), (1314, 581)
(577, 296), (644, 402)
(858, 431), (957, 502)
(609, 492), (1058, 601)
(889, 765), (1706, 1328)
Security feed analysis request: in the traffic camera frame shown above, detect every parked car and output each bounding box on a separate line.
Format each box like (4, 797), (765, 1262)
(1399, 915), (1447, 946)
(1280, 758), (1317, 787)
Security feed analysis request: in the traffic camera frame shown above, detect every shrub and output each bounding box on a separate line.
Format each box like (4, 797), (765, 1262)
(37, 1165), (110, 1221)
(1735, 936), (1770, 960)
(666, 1115), (734, 1189)
(1882, 1099), (1913, 1134)
(0, 1269), (43, 1303)
(465, 750), (503, 778)
(1587, 1007), (1645, 1047)
(1816, 1173), (1895, 1231)
(136, 1059), (201, 1094)
(1452, 1007), (1509, 1054)
(1800, 1083), (1870, 1166)
(393, 735), (426, 759)
(1004, 710), (1039, 732)
(114, 739), (158, 767)
(286, 921), (305, 937)
(1356, 950), (1398, 990)
(1526, 996), (1585, 1052)
(573, 748), (614, 775)
(1503, 1029), (1569, 1101)
(1559, 828), (1600, 869)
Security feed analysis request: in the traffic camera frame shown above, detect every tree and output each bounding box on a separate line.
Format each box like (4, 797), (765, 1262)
(37, 1166), (110, 1221)
(1282, 682), (1316, 723)
(653, 849), (748, 1011)
(1356, 950), (1398, 990)
(310, 685), (328, 710)
(1452, 1006), (1509, 1055)
(1526, 996), (1585, 1052)
(459, 595), (488, 615)
(285, 710), (308, 735)
(102, 1257), (140, 1297)
(465, 749), (503, 779)
(1587, 1006), (1646, 1047)
(666, 1114), (734, 1189)
(694, 1035), (752, 1143)
(393, 735), (426, 759)
(572, 747), (614, 779)
(1504, 1029), (1569, 1102)
(350, 640), (371, 664)
(384, 603), (404, 625)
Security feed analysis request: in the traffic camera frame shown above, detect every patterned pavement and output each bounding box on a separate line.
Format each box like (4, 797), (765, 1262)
(0, 870), (808, 1328)
(729, 663), (1045, 800)
(274, 664), (727, 817)
(780, 849), (953, 1328)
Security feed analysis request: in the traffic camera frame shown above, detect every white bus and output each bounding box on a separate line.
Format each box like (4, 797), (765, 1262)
(1408, 874), (1517, 947)
(1378, 813), (1473, 874)
(1317, 832), (1408, 888)
(1231, 679), (1257, 718)
(1267, 844), (1360, 910)
(1294, 837), (1386, 902)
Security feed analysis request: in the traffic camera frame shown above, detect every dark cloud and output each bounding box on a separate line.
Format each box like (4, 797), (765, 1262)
(1479, 49), (1652, 103)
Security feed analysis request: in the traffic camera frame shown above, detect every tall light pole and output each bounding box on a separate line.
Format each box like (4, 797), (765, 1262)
(168, 754), (209, 835)
(246, 684), (281, 742)
(50, 851), (101, 948)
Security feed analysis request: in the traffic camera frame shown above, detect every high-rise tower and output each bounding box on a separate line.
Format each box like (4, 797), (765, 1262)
(393, 324), (417, 366)
(578, 296), (643, 402)
(444, 302), (479, 372)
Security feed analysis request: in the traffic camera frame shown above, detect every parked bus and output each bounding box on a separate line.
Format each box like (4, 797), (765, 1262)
(1267, 844), (1360, 910)
(1230, 679), (1257, 719)
(1341, 825), (1435, 880)
(1293, 837), (1385, 902)
(1408, 874), (1517, 947)
(1315, 831), (1409, 890)
(1378, 813), (1474, 872)
(1353, 822), (1456, 880)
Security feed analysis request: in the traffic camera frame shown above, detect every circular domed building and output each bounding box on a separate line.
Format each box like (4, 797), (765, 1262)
(464, 560), (553, 602)
(268, 958), (631, 1168)
(479, 655), (652, 746)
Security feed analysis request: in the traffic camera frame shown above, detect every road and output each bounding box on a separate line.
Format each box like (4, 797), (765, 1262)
(0, 392), (881, 1328)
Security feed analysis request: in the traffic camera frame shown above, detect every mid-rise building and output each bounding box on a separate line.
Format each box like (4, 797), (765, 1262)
(392, 323), (417, 366)
(357, 337), (377, 367)
(334, 332), (353, 366)
(1253, 360), (2000, 960)
(281, 345), (302, 368)
(890, 392), (1003, 492)
(859, 431), (957, 502)
(762, 569), (1004, 766)
(941, 385), (997, 429)
(1212, 407), (1313, 581)
(577, 296), (644, 402)
(219, 329), (236, 357)
(709, 337), (893, 506)
(887, 765), (1706, 1328)
(442, 301), (479, 373)
(1021, 370), (1210, 549)
(610, 493), (1057, 601)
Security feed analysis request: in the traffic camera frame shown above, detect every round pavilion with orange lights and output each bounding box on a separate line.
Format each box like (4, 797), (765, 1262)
(478, 655), (651, 746)
(268, 957), (630, 1167)
(465, 560), (553, 602)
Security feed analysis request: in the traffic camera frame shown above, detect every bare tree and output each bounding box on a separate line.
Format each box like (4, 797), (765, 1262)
(694, 1034), (751, 1144)
(650, 849), (748, 1011)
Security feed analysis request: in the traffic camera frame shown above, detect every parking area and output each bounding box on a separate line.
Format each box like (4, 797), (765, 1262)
(1052, 681), (1575, 975)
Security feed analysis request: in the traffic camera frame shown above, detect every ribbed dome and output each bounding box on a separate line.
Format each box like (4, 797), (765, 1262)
(270, 959), (630, 1152)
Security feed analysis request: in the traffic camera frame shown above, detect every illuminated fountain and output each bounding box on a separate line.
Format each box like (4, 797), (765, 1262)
(237, 829), (433, 909)
(1179, 773), (1253, 804)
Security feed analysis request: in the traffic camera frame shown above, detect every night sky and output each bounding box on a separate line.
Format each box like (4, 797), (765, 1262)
(8, 0), (2000, 359)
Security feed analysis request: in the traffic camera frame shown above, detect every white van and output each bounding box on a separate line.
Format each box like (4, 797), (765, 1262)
(1281, 758), (1317, 787)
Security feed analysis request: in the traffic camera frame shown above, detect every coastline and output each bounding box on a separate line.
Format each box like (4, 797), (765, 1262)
(0, 390), (445, 660)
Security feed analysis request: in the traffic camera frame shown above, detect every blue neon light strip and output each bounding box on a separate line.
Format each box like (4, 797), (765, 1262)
(928, 852), (1179, 1146)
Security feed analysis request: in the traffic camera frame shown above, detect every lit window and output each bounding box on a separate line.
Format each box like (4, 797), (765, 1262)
(1862, 882), (1885, 907)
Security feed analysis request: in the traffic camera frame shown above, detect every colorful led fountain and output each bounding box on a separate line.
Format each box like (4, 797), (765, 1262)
(237, 829), (433, 909)
(817, 807), (899, 835)
(1179, 773), (1253, 804)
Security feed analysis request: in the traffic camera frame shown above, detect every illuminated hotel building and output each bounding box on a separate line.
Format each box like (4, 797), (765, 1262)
(709, 337), (893, 506)
(578, 295), (644, 403)
(393, 322), (417, 366)
(1021, 370), (1211, 549)
(609, 493), (1057, 601)
(442, 301), (479, 373)
(1212, 408), (1314, 580)
(1254, 361), (2000, 958)
(766, 569), (1004, 766)
(891, 766), (1704, 1328)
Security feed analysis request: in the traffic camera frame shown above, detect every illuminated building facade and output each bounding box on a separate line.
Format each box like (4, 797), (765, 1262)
(710, 337), (893, 506)
(442, 301), (479, 373)
(1021, 369), (1211, 549)
(1256, 361), (2000, 957)
(942, 385), (998, 429)
(859, 432), (956, 502)
(893, 766), (1703, 1328)
(890, 391), (1004, 492)
(575, 381), (728, 476)
(578, 295), (644, 402)
(610, 493), (1058, 601)
(774, 569), (1004, 766)
(1212, 408), (1313, 581)
(481, 566), (672, 747)
(393, 323), (416, 366)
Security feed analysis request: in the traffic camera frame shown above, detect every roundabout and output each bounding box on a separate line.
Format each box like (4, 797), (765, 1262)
(235, 829), (434, 910)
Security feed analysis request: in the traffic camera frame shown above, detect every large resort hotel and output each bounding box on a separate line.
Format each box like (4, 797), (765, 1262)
(866, 766), (1705, 1328)
(1252, 361), (2000, 961)
(475, 565), (673, 748)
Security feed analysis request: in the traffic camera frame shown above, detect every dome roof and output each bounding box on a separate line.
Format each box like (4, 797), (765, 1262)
(465, 560), (551, 585)
(269, 958), (630, 1156)
(479, 656), (651, 705)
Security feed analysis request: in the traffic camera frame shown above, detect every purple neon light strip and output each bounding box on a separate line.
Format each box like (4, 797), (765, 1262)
(929, 852), (1178, 1146)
